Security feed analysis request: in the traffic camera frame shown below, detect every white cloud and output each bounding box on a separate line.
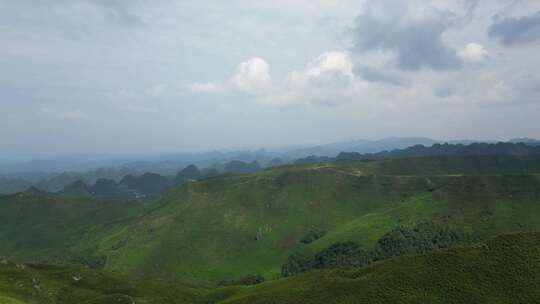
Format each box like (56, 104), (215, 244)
(190, 51), (366, 107)
(305, 51), (354, 78)
(189, 57), (271, 95)
(231, 57), (271, 92)
(459, 43), (489, 63)
(280, 51), (365, 106)
(287, 51), (354, 87)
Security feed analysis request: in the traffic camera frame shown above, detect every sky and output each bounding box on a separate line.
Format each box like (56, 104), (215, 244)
(1, 0), (540, 157)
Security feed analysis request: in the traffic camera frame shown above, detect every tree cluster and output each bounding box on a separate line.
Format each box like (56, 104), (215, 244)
(281, 222), (464, 277)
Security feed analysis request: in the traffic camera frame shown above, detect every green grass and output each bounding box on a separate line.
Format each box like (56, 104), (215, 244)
(0, 260), (203, 304)
(0, 296), (26, 304)
(0, 193), (142, 265)
(2, 233), (539, 304)
(94, 158), (540, 284)
(2, 155), (540, 286)
(206, 233), (540, 304)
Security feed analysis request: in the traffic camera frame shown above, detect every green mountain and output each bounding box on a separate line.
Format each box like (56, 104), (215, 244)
(0, 193), (141, 267)
(0, 259), (202, 304)
(174, 165), (203, 185)
(1, 233), (539, 303)
(57, 180), (93, 198)
(223, 161), (261, 174)
(92, 155), (540, 284)
(206, 233), (540, 304)
(4, 155), (536, 284)
(52, 172), (172, 201)
(299, 142), (540, 164)
(2, 154), (540, 289)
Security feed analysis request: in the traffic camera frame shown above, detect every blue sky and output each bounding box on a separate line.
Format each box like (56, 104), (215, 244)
(1, 0), (540, 156)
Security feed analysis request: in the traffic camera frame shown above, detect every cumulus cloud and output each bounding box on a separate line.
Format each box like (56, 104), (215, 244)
(275, 51), (361, 106)
(350, 0), (462, 71)
(191, 51), (366, 107)
(189, 57), (271, 95)
(488, 12), (540, 45)
(286, 51), (354, 89)
(459, 43), (489, 63)
(231, 57), (272, 91)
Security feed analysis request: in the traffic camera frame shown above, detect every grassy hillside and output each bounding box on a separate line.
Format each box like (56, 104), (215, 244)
(0, 193), (141, 266)
(1, 233), (539, 304)
(0, 259), (202, 304)
(335, 154), (540, 176)
(91, 156), (540, 284)
(2, 155), (540, 286)
(207, 233), (540, 304)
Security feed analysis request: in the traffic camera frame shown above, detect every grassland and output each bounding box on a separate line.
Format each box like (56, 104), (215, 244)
(92, 156), (540, 284)
(1, 233), (539, 304)
(1, 155), (540, 287)
(0, 193), (142, 266)
(206, 233), (540, 304)
(0, 259), (203, 304)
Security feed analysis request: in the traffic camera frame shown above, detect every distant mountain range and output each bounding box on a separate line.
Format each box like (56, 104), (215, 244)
(3, 137), (539, 176)
(1, 138), (540, 195)
(509, 137), (540, 146)
(14, 161), (261, 200)
(295, 142), (540, 165)
(277, 137), (438, 158)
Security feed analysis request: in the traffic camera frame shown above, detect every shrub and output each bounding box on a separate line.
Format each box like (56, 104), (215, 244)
(218, 274), (265, 286)
(281, 253), (314, 277)
(314, 242), (370, 269)
(373, 222), (463, 261)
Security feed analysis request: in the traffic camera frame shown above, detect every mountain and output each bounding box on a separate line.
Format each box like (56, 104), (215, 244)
(0, 154), (137, 174)
(56, 173), (170, 201)
(278, 137), (440, 158)
(92, 178), (119, 197)
(267, 158), (284, 167)
(40, 167), (207, 201)
(174, 164), (202, 185)
(0, 177), (31, 194)
(0, 259), (202, 304)
(354, 137), (440, 153)
(333, 142), (540, 162)
(2, 153), (540, 288)
(126, 172), (170, 195)
(58, 180), (93, 198)
(23, 186), (53, 197)
(207, 233), (540, 304)
(0, 193), (141, 265)
(1, 232), (539, 303)
(93, 155), (540, 284)
(0, 138), (508, 195)
(509, 137), (540, 146)
(222, 160), (261, 174)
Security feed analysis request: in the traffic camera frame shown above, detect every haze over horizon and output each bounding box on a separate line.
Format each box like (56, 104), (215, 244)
(2, 0), (540, 157)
